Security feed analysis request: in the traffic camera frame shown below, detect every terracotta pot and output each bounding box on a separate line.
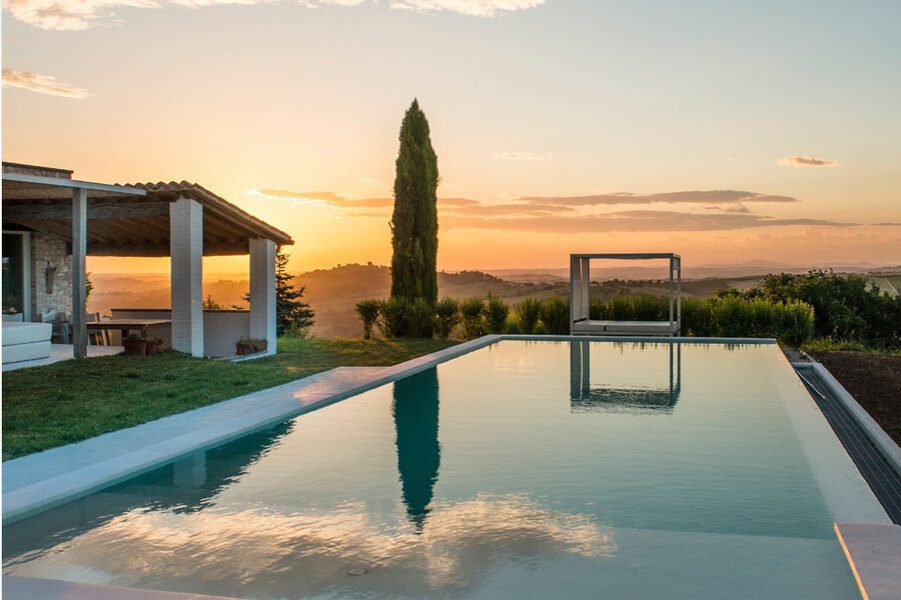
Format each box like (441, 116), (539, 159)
(146, 341), (162, 355)
(123, 339), (148, 357)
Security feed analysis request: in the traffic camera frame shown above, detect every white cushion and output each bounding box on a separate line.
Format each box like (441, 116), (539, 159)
(2, 322), (53, 346)
(2, 341), (52, 364)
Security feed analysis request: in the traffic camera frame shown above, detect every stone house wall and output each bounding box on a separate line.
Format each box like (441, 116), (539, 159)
(30, 232), (72, 319)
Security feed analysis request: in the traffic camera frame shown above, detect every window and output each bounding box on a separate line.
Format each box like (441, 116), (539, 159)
(2, 231), (30, 318)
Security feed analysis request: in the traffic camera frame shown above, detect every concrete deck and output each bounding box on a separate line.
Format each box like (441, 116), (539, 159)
(834, 524), (901, 600)
(2, 343), (123, 372)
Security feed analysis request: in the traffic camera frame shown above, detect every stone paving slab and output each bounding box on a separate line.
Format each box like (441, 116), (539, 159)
(834, 524), (901, 600)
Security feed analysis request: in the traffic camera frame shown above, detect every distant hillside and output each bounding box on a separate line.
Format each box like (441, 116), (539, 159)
(88, 263), (899, 339)
(298, 264), (569, 337)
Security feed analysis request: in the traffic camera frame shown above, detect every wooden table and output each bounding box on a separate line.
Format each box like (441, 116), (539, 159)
(86, 319), (171, 341)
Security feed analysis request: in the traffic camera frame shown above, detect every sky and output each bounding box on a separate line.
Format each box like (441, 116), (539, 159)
(3, 0), (901, 275)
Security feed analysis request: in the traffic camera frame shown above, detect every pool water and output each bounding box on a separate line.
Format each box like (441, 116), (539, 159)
(3, 341), (888, 599)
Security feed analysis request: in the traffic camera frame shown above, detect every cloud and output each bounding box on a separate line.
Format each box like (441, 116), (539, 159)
(778, 156), (840, 168)
(441, 210), (857, 234)
(872, 222), (901, 227)
(360, 177), (391, 191)
(442, 203), (576, 216)
(250, 189), (393, 208)
(5, 0), (543, 30)
(439, 197), (480, 207)
(2, 69), (93, 98)
(390, 0), (546, 17)
(252, 188), (492, 208)
(5, 0), (162, 30)
(517, 190), (798, 207)
(492, 151), (554, 161)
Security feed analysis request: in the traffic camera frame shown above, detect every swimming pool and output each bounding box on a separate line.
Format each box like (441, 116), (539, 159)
(2, 340), (889, 599)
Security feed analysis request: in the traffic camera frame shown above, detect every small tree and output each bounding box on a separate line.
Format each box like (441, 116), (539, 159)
(435, 297), (462, 339)
(275, 248), (314, 336)
(203, 295), (222, 310)
(483, 292), (509, 334)
(515, 297), (542, 334)
(356, 299), (381, 339)
(460, 297), (485, 340)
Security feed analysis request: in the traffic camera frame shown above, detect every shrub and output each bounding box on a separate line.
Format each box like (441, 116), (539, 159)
(540, 296), (570, 334)
(715, 296), (756, 338)
(407, 298), (436, 338)
(435, 297), (462, 340)
(777, 300), (815, 347)
(681, 297), (716, 337)
(356, 299), (381, 340)
(632, 293), (669, 321)
(515, 297), (543, 334)
(589, 299), (607, 320)
(460, 297), (485, 340)
(484, 292), (509, 334)
(506, 320), (522, 334)
(377, 298), (410, 338)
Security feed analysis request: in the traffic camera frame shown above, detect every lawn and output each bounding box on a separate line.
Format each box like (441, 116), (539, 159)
(1, 337), (457, 461)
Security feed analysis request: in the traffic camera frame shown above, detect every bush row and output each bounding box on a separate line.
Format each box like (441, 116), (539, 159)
(723, 270), (901, 349)
(356, 293), (815, 346)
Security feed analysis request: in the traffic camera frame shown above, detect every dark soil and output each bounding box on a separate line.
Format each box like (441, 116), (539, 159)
(811, 351), (901, 446)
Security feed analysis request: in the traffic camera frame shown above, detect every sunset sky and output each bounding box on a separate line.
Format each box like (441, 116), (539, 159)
(3, 0), (900, 275)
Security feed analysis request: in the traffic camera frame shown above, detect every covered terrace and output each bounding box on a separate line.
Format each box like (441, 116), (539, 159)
(2, 162), (293, 360)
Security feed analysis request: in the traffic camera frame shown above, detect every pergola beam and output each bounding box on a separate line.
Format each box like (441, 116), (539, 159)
(2, 201), (171, 221)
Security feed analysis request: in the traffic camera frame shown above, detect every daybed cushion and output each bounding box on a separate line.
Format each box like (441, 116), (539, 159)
(2, 341), (52, 364)
(3, 322), (53, 346)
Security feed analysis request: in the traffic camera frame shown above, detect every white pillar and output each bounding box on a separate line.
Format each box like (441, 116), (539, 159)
(71, 188), (88, 359)
(170, 197), (204, 357)
(249, 238), (277, 356)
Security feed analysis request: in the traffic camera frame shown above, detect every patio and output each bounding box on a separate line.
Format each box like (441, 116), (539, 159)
(2, 344), (123, 372)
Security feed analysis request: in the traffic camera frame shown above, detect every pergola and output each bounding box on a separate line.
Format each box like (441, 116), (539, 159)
(2, 163), (293, 359)
(570, 253), (682, 336)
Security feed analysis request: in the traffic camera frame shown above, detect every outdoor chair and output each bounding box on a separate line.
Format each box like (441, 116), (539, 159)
(47, 311), (72, 344)
(86, 312), (108, 345)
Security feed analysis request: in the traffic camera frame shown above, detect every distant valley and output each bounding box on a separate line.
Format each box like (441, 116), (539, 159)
(89, 262), (901, 339)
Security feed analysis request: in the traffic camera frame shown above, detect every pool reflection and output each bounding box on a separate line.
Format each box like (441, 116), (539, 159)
(570, 341), (682, 414)
(393, 368), (441, 531)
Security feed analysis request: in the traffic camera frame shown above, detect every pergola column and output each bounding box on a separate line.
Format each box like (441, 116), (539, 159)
(71, 188), (88, 358)
(170, 196), (204, 357)
(249, 238), (277, 356)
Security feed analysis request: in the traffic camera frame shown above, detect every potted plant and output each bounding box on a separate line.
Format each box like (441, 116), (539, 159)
(123, 334), (148, 357)
(236, 336), (267, 355)
(146, 337), (163, 355)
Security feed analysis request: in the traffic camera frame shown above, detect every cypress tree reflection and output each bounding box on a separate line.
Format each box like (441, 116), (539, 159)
(393, 367), (441, 531)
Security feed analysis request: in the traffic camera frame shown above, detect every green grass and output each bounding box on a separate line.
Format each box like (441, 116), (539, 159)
(2, 337), (457, 461)
(800, 337), (901, 355)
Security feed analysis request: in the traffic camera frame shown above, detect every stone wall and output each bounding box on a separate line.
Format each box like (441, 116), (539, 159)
(30, 233), (72, 319)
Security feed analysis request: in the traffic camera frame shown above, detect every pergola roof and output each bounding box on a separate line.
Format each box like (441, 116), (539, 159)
(2, 171), (293, 257)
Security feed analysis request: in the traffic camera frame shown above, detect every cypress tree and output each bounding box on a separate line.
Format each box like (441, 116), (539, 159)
(390, 98), (439, 305)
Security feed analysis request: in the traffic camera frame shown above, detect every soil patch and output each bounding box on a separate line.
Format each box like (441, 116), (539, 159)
(811, 351), (901, 446)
